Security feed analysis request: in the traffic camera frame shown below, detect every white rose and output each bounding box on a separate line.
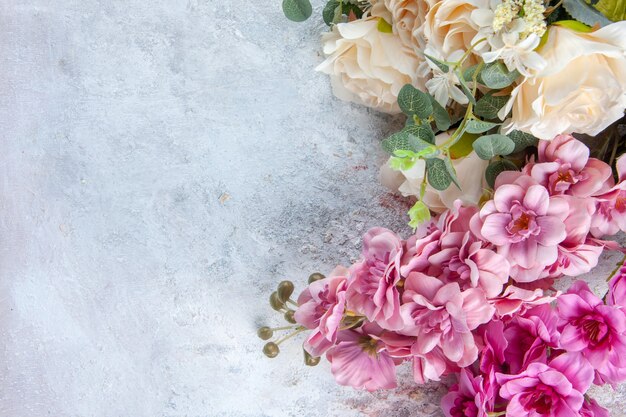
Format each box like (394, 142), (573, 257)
(316, 7), (423, 114)
(383, 0), (439, 55)
(379, 133), (489, 213)
(502, 22), (626, 140)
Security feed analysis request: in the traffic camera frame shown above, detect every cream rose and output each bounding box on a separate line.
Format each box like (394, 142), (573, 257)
(316, 5), (423, 114)
(423, 0), (489, 60)
(383, 0), (439, 55)
(502, 22), (626, 140)
(379, 133), (489, 213)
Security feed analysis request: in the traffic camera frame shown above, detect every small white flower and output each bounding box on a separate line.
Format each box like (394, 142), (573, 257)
(424, 48), (468, 106)
(482, 32), (546, 76)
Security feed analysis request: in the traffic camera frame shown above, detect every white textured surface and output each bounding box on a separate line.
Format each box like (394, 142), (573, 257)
(0, 2), (625, 417)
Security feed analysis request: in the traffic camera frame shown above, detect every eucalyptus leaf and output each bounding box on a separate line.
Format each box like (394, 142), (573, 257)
(398, 84), (433, 119)
(456, 71), (477, 105)
(426, 158), (453, 191)
(486, 159), (518, 188)
(563, 0), (613, 25)
(475, 93), (510, 120)
(463, 65), (481, 82)
(323, 1), (340, 25)
(282, 0), (313, 22)
(480, 62), (520, 89)
(381, 125), (435, 154)
(429, 96), (451, 132)
(472, 134), (515, 160)
(424, 54), (449, 73)
(589, 0), (626, 21)
(507, 130), (539, 153)
(406, 124), (436, 144)
(466, 120), (498, 134)
(443, 157), (461, 189)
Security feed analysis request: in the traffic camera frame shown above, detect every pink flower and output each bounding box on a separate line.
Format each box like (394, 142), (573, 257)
(400, 272), (495, 367)
(441, 369), (493, 417)
(479, 320), (508, 376)
(295, 266), (349, 356)
(607, 261), (626, 309)
(557, 280), (626, 385)
(346, 228), (404, 330)
(503, 304), (561, 374)
(591, 154), (626, 237)
(580, 398), (610, 417)
(524, 135), (612, 198)
(491, 285), (558, 318)
(325, 324), (398, 391)
(497, 353), (594, 417)
(470, 174), (567, 282)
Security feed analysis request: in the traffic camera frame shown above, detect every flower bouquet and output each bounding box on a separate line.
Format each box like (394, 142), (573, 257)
(260, 0), (626, 415)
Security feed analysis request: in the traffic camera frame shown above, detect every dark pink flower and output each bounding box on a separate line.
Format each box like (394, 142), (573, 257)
(400, 272), (494, 367)
(524, 135), (612, 198)
(295, 266), (349, 356)
(497, 353), (594, 417)
(325, 324), (398, 391)
(607, 262), (626, 309)
(557, 280), (626, 385)
(441, 369), (493, 417)
(346, 228), (404, 330)
(580, 398), (610, 417)
(479, 320), (508, 376)
(470, 174), (567, 283)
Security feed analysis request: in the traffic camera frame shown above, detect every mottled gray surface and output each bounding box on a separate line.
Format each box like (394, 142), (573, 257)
(0, 2), (624, 417)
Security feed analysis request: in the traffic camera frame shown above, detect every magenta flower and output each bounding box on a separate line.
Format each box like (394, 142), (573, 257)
(325, 324), (398, 391)
(471, 174), (567, 282)
(524, 135), (612, 198)
(491, 285), (557, 318)
(557, 280), (626, 385)
(479, 320), (508, 376)
(400, 272), (495, 367)
(441, 369), (493, 417)
(591, 154), (626, 238)
(503, 304), (561, 374)
(346, 228), (404, 330)
(295, 266), (349, 356)
(580, 398), (610, 417)
(607, 261), (626, 309)
(497, 353), (594, 417)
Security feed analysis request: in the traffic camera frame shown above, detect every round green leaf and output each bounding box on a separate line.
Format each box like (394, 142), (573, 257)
(429, 96), (451, 132)
(507, 130), (538, 153)
(563, 0), (613, 25)
(475, 93), (510, 120)
(283, 0), (313, 22)
(479, 62), (520, 89)
(472, 134), (515, 160)
(466, 120), (498, 134)
(486, 159), (518, 188)
(322, 1), (340, 25)
(397, 84), (433, 119)
(426, 158), (453, 191)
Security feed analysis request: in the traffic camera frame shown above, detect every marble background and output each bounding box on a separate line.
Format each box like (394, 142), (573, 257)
(0, 1), (624, 416)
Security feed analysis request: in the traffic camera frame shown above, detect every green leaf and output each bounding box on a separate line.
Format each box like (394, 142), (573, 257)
(282, 0), (313, 22)
(479, 62), (520, 89)
(456, 71), (477, 105)
(381, 125), (435, 154)
(389, 156), (417, 171)
(426, 158), (453, 191)
(408, 200), (431, 230)
(444, 157), (461, 189)
(588, 0), (626, 21)
(449, 132), (479, 159)
(553, 19), (593, 32)
(466, 120), (499, 134)
(562, 0), (613, 25)
(472, 134), (515, 160)
(377, 18), (393, 33)
(475, 93), (510, 120)
(485, 159), (518, 188)
(323, 1), (340, 25)
(397, 84), (433, 119)
(429, 96), (451, 131)
(424, 54), (449, 73)
(507, 130), (539, 153)
(462, 65), (482, 83)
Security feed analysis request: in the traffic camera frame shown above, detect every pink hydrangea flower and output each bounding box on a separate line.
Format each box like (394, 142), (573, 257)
(295, 266), (349, 356)
(497, 353), (594, 417)
(557, 280), (626, 385)
(580, 398), (610, 417)
(591, 154), (626, 237)
(347, 228), (404, 330)
(607, 261), (626, 309)
(441, 369), (494, 417)
(470, 174), (567, 282)
(325, 324), (398, 391)
(524, 135), (612, 198)
(400, 272), (495, 367)
(503, 304), (561, 374)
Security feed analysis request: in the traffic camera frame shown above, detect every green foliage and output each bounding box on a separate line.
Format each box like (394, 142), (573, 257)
(408, 200), (431, 230)
(323, 1), (341, 25)
(381, 125), (436, 155)
(466, 120), (499, 134)
(443, 157), (461, 189)
(486, 159), (518, 188)
(282, 0), (313, 22)
(398, 84), (433, 119)
(507, 130), (539, 153)
(429, 97), (451, 132)
(563, 0), (613, 25)
(588, 0), (626, 21)
(472, 134), (515, 160)
(475, 93), (510, 120)
(426, 158), (453, 191)
(424, 54), (449, 73)
(456, 71), (477, 105)
(462, 65), (482, 83)
(479, 62), (520, 89)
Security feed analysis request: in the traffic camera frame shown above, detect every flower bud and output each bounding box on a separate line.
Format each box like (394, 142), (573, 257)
(277, 280), (295, 303)
(257, 326), (273, 340)
(269, 291), (285, 311)
(284, 310), (296, 324)
(308, 272), (325, 284)
(304, 350), (320, 366)
(263, 342), (280, 358)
